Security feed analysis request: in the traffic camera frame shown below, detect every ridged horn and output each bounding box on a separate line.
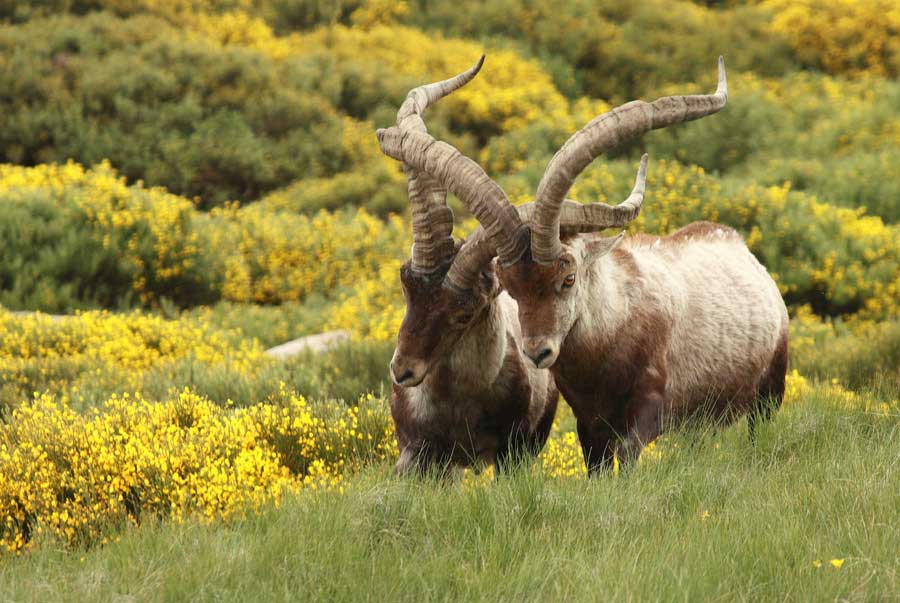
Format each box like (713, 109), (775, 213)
(396, 55), (486, 274)
(376, 126), (528, 267)
(531, 56), (727, 263)
(446, 155), (648, 291)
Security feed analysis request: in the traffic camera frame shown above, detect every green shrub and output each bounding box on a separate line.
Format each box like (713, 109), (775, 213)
(406, 0), (794, 100)
(0, 13), (356, 207)
(258, 164), (406, 217)
(182, 298), (336, 349)
(751, 150), (900, 224)
(0, 193), (134, 311)
(791, 310), (900, 391)
(0, 162), (219, 310)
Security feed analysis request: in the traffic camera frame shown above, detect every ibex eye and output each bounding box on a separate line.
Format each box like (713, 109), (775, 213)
(562, 274), (576, 288)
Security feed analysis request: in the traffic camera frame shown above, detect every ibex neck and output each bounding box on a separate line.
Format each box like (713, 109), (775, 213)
(570, 249), (636, 351)
(444, 299), (508, 392)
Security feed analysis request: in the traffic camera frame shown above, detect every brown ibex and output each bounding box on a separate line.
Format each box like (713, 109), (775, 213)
(386, 58), (559, 475)
(379, 58), (790, 474)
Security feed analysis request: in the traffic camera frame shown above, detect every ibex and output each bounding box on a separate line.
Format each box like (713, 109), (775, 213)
(386, 58), (559, 475)
(379, 57), (790, 474)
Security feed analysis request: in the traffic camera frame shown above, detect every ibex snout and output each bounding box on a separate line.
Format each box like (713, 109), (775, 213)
(390, 351), (427, 387)
(522, 337), (558, 369)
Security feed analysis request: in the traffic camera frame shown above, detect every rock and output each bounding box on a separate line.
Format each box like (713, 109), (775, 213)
(265, 330), (351, 358)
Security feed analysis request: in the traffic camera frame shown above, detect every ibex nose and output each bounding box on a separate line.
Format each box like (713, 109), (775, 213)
(522, 338), (557, 369)
(390, 354), (427, 387)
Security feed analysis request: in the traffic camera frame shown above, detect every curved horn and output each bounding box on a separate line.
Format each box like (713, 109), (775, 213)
(376, 126), (528, 266)
(531, 56), (727, 263)
(446, 155), (648, 290)
(397, 55), (485, 274)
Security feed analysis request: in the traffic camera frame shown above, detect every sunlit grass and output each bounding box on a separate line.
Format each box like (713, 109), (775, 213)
(1, 387), (897, 601)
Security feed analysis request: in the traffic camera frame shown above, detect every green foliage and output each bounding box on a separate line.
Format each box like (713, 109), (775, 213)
(258, 166), (407, 217)
(0, 193), (134, 312)
(791, 313), (900, 391)
(0, 12), (356, 207)
(182, 299), (335, 348)
(406, 0), (794, 100)
(139, 341), (393, 409)
(750, 150), (900, 224)
(0, 164), (219, 311)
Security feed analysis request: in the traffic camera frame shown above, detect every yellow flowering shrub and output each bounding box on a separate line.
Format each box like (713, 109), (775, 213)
(293, 25), (570, 135)
(350, 0), (409, 29)
(0, 161), (213, 307)
(188, 10), (293, 58)
(0, 308), (265, 406)
(766, 0), (900, 77)
(0, 160), (412, 308)
(96, 0), (253, 19)
(207, 206), (409, 304)
(0, 388), (394, 553)
(325, 259), (405, 342)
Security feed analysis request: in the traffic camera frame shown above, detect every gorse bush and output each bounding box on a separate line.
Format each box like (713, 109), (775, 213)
(0, 307), (265, 411)
(206, 205), (408, 304)
(765, 0), (900, 78)
(0, 162), (216, 310)
(790, 307), (900, 391)
(404, 0), (794, 100)
(0, 388), (394, 553)
(0, 162), (410, 310)
(0, 305), (395, 411)
(0, 13), (359, 207)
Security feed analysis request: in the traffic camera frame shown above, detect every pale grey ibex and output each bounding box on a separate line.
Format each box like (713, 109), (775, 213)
(379, 57), (789, 474)
(386, 57), (558, 475)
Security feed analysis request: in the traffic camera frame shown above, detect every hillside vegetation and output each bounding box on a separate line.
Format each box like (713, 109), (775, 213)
(0, 1), (899, 598)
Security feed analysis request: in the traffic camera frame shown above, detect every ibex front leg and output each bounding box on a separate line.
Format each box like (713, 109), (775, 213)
(619, 362), (667, 469)
(577, 420), (618, 475)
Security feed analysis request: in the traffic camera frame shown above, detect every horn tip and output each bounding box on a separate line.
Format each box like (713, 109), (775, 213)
(635, 154), (649, 188)
(635, 153), (650, 182)
(476, 54), (486, 71)
(375, 128), (390, 146)
(716, 56), (728, 99)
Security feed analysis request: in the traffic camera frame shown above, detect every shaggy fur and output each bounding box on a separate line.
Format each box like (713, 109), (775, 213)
(391, 264), (558, 475)
(499, 222), (789, 473)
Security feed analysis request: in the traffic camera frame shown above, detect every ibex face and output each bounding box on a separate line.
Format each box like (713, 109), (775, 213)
(499, 234), (623, 368)
(390, 260), (499, 387)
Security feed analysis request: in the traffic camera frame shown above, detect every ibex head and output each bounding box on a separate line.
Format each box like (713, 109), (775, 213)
(380, 56), (727, 370)
(385, 56), (512, 387)
(391, 256), (500, 386)
(498, 158), (646, 368)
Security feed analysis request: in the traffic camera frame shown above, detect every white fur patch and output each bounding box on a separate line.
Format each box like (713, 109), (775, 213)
(570, 229), (788, 414)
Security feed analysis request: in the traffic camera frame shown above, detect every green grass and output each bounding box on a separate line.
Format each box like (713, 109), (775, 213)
(3, 391), (899, 602)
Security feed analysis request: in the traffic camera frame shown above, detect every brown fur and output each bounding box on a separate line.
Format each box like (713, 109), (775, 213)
(391, 261), (559, 475)
(500, 223), (788, 474)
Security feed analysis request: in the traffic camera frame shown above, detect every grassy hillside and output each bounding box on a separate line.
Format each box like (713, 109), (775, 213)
(2, 389), (898, 601)
(0, 1), (898, 598)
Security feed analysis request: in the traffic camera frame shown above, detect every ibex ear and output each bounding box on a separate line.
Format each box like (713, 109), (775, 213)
(478, 263), (501, 299)
(584, 232), (625, 266)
